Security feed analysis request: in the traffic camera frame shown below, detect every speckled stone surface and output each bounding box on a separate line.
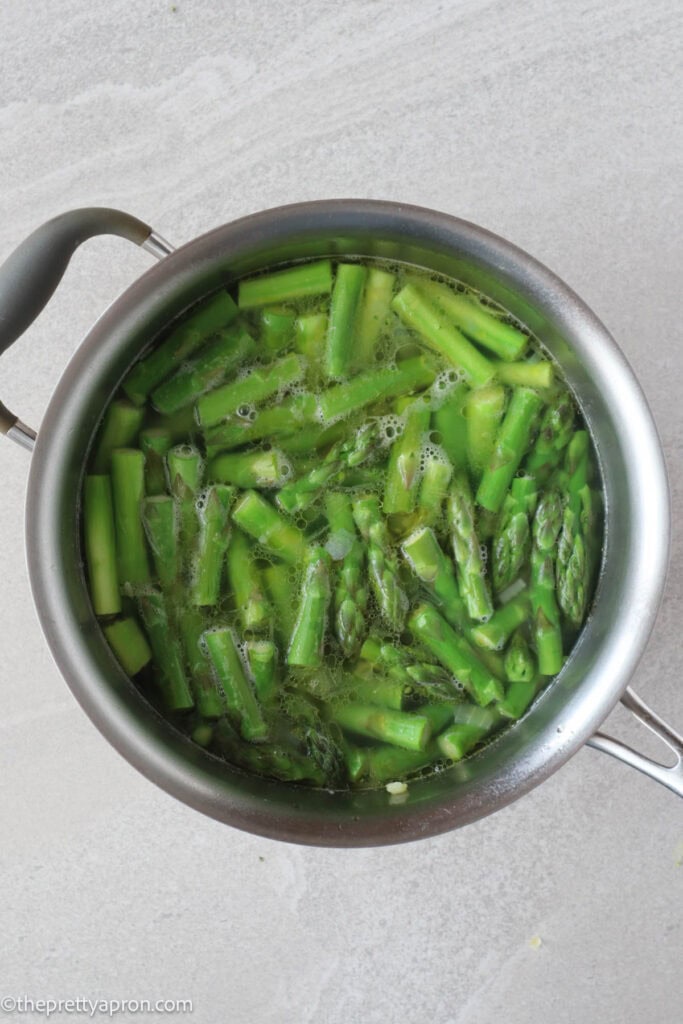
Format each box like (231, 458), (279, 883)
(0, 2), (681, 1022)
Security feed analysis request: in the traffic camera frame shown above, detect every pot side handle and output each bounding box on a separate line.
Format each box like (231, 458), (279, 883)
(588, 687), (683, 797)
(0, 207), (174, 451)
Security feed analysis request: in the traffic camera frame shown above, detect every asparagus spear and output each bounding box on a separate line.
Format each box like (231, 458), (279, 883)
(530, 489), (564, 675)
(524, 392), (575, 484)
(259, 308), (296, 354)
(416, 280), (529, 361)
(408, 603), (504, 706)
(354, 267), (395, 366)
(496, 360), (554, 390)
(238, 260), (333, 308)
(504, 629), (536, 683)
(210, 355), (432, 453)
(276, 420), (346, 456)
(416, 449), (452, 528)
(139, 428), (172, 496)
(325, 263), (367, 378)
(111, 449), (152, 589)
(167, 445), (203, 571)
(352, 494), (408, 631)
(556, 431), (594, 627)
(151, 324), (255, 414)
(365, 744), (437, 784)
(138, 592), (195, 711)
(498, 678), (539, 720)
(226, 529), (271, 630)
(432, 383), (469, 471)
(436, 704), (499, 761)
(203, 392), (318, 453)
(247, 640), (279, 703)
(331, 703), (432, 752)
(179, 606), (224, 718)
(447, 471), (493, 621)
(196, 352), (304, 428)
(123, 290), (239, 405)
(191, 484), (234, 607)
(147, 404), (197, 442)
(209, 448), (291, 489)
(465, 384), (506, 480)
(476, 386), (544, 513)
(438, 723), (489, 761)
(383, 397), (431, 515)
(92, 400), (144, 474)
(401, 526), (468, 629)
(392, 284), (494, 386)
(263, 562), (297, 643)
(83, 475), (121, 616)
(103, 617), (151, 675)
(203, 627), (267, 740)
(277, 422), (378, 515)
(231, 490), (306, 565)
(142, 495), (179, 592)
(167, 444), (203, 493)
(325, 492), (368, 658)
(491, 475), (538, 592)
(211, 716), (323, 784)
(295, 313), (327, 361)
(318, 354), (436, 422)
(191, 723), (215, 747)
(359, 635), (455, 700)
(287, 546), (332, 668)
(347, 674), (406, 711)
(470, 590), (530, 650)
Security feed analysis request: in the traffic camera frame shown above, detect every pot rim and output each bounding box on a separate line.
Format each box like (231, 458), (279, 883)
(24, 199), (670, 846)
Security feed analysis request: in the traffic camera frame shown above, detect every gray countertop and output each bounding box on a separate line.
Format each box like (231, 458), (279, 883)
(0, 2), (681, 1022)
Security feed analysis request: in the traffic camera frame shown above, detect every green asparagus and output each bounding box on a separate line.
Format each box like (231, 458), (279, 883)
(203, 627), (267, 740)
(352, 494), (408, 631)
(383, 397), (431, 515)
(104, 617), (151, 676)
(491, 475), (538, 592)
(325, 263), (367, 378)
(123, 290), (239, 405)
(191, 484), (233, 606)
(287, 546), (332, 668)
(417, 280), (529, 361)
(354, 267), (395, 367)
(238, 260), (333, 308)
(111, 449), (152, 589)
(447, 471), (493, 621)
(226, 529), (271, 630)
(408, 603), (504, 706)
(325, 491), (368, 658)
(476, 387), (544, 513)
(465, 384), (506, 480)
(196, 351), (304, 428)
(139, 428), (172, 496)
(142, 495), (179, 592)
(83, 475), (121, 616)
(530, 489), (564, 675)
(231, 490), (305, 565)
(151, 325), (255, 414)
(92, 400), (144, 474)
(138, 591), (194, 711)
(392, 283), (495, 386)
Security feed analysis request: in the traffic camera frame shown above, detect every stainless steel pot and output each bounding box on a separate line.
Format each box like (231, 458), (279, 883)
(1, 201), (680, 847)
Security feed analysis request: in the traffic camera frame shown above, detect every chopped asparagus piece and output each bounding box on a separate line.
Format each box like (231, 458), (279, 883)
(83, 475), (121, 616)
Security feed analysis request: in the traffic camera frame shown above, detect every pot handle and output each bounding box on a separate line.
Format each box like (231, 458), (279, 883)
(588, 687), (683, 797)
(0, 207), (174, 451)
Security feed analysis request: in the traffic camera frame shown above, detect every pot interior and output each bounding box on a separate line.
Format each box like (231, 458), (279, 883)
(27, 201), (669, 845)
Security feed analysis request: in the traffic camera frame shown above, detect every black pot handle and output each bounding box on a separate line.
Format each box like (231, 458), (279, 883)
(0, 207), (174, 450)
